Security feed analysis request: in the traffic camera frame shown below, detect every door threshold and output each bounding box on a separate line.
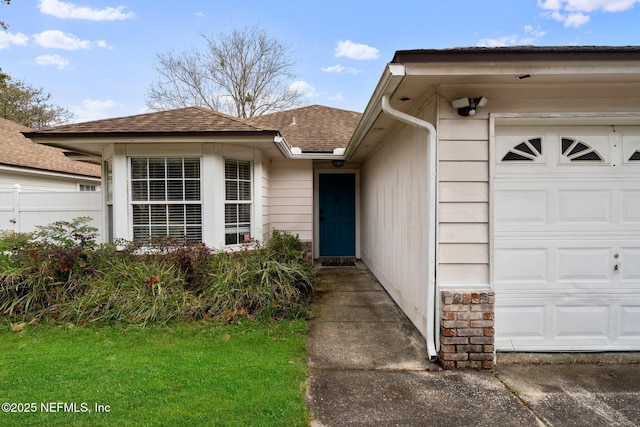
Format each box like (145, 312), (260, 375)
(319, 257), (357, 266)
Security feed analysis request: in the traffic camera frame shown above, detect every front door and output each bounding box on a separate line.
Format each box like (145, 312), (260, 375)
(319, 173), (355, 257)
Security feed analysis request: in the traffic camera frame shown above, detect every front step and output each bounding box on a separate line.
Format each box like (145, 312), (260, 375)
(319, 257), (357, 266)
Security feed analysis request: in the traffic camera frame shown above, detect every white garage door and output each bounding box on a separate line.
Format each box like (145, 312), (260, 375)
(494, 125), (640, 351)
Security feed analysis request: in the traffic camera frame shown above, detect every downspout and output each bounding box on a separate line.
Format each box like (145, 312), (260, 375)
(381, 94), (438, 361)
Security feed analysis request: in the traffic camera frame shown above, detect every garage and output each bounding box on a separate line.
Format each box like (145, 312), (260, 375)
(494, 125), (640, 351)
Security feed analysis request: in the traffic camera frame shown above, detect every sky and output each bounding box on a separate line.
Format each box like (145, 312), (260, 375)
(2, 0), (640, 123)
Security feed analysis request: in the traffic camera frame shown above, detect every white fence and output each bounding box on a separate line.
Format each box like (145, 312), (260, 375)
(0, 187), (103, 242)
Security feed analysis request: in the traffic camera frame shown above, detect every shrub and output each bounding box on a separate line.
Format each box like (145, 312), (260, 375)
(0, 219), (315, 325)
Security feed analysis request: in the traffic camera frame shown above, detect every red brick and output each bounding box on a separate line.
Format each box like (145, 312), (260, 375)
(440, 360), (455, 369)
(484, 345), (495, 353)
(441, 352), (468, 361)
(440, 344), (456, 353)
(483, 312), (494, 320)
(483, 328), (495, 337)
(457, 344), (483, 353)
(470, 337), (493, 345)
(482, 360), (494, 369)
(457, 328), (483, 337)
(470, 353), (494, 361)
(441, 337), (469, 345)
(442, 327), (455, 337)
(462, 292), (471, 304)
(457, 360), (482, 369)
(441, 291), (453, 305)
(452, 293), (462, 304)
(470, 304), (493, 312)
(456, 311), (484, 320)
(442, 304), (469, 312)
(442, 311), (456, 321)
(442, 320), (470, 328)
(470, 320), (494, 328)
(471, 292), (479, 303)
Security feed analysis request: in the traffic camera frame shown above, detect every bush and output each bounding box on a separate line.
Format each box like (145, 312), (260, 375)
(0, 219), (315, 325)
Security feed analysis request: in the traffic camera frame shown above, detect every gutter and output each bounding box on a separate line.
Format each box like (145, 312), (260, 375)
(380, 93), (438, 362)
(273, 136), (346, 160)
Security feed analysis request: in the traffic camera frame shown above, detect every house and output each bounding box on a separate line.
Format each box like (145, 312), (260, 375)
(24, 105), (360, 249)
(0, 118), (101, 191)
(26, 46), (640, 368)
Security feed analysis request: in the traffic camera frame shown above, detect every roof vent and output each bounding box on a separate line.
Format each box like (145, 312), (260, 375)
(290, 117), (297, 126)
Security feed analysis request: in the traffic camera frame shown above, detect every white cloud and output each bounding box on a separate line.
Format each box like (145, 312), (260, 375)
(321, 64), (361, 74)
(71, 99), (123, 122)
(39, 0), (135, 21)
(538, 0), (639, 27)
(477, 25), (547, 47)
(328, 92), (344, 102)
(35, 54), (71, 69)
(334, 40), (379, 60)
(289, 80), (321, 98)
(33, 30), (110, 50)
(196, 12), (206, 18)
(0, 31), (29, 49)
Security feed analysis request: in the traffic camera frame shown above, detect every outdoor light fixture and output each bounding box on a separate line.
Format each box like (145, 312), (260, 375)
(451, 96), (488, 117)
(332, 159), (345, 168)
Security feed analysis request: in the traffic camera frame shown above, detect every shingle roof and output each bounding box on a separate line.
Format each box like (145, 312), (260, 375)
(27, 106), (272, 137)
(392, 45), (640, 63)
(0, 118), (100, 178)
(246, 105), (361, 152)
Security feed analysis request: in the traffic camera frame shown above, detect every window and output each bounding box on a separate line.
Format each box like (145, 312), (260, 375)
(502, 137), (543, 162)
(225, 159), (252, 245)
(130, 157), (202, 243)
(79, 184), (98, 192)
(561, 138), (603, 162)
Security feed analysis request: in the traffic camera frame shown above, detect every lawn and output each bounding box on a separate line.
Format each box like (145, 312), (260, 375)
(0, 321), (308, 426)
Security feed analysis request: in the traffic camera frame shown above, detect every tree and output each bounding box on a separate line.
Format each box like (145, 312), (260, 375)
(1, 0), (12, 89)
(0, 78), (73, 128)
(146, 25), (304, 118)
(1, 0), (10, 31)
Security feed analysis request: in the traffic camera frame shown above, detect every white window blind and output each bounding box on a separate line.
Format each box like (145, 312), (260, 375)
(130, 157), (202, 243)
(225, 159), (252, 245)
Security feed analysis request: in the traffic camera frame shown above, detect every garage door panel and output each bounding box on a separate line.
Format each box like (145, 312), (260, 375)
(494, 248), (548, 284)
(495, 190), (548, 225)
(618, 306), (640, 338)
(557, 248), (613, 283)
(555, 305), (610, 338)
(622, 190), (640, 222)
(495, 126), (640, 351)
(621, 248), (640, 281)
(558, 189), (612, 223)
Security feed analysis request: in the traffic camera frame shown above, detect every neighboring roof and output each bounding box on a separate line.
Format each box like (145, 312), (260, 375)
(246, 105), (361, 152)
(392, 45), (640, 63)
(0, 118), (100, 178)
(25, 106), (276, 139)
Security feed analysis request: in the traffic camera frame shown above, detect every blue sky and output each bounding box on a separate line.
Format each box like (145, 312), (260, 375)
(2, 0), (640, 122)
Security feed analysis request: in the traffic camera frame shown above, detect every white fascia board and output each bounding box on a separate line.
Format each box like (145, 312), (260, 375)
(344, 63), (406, 159)
(0, 164), (101, 182)
(273, 135), (345, 160)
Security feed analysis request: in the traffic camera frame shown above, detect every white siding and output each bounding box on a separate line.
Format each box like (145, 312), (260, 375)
(268, 158), (313, 241)
(360, 103), (434, 338)
(437, 107), (490, 286)
(0, 168), (99, 192)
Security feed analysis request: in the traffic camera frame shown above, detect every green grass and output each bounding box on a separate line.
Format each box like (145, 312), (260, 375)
(0, 321), (308, 426)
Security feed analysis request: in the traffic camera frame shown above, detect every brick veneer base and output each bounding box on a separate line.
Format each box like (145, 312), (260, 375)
(439, 290), (495, 370)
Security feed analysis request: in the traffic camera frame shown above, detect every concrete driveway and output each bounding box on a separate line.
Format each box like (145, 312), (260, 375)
(307, 263), (640, 426)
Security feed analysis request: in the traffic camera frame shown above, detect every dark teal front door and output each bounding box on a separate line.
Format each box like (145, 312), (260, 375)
(319, 173), (355, 256)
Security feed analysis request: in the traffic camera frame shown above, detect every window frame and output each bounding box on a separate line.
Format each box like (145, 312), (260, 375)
(224, 158), (253, 246)
(128, 156), (203, 244)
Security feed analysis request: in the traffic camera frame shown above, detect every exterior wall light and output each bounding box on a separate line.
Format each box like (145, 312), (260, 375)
(332, 159), (345, 168)
(451, 96), (488, 117)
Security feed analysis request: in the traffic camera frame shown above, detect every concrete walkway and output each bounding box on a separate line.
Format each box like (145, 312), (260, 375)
(306, 263), (640, 427)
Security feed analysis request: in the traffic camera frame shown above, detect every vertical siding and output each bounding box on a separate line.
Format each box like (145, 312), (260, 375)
(437, 109), (490, 287)
(269, 158), (313, 241)
(360, 104), (434, 338)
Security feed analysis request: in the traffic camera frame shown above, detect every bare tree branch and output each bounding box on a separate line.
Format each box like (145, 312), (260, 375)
(146, 24), (305, 117)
